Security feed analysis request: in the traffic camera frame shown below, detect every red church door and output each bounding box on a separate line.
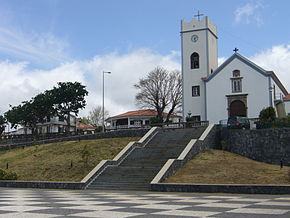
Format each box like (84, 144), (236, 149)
(229, 100), (247, 117)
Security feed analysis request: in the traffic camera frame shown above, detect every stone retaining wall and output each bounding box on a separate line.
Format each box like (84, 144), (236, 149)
(0, 181), (84, 189)
(151, 183), (290, 194)
(220, 128), (290, 166)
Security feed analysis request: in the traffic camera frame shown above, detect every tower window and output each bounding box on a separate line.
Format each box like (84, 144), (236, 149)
(190, 52), (199, 69)
(192, 86), (200, 96)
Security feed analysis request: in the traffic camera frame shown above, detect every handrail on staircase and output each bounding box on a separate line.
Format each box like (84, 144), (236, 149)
(150, 120), (209, 129)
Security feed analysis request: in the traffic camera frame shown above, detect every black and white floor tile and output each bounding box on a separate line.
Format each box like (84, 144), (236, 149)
(0, 188), (289, 217)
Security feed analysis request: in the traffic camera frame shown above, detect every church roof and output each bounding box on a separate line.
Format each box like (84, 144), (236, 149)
(205, 52), (288, 96)
(205, 53), (267, 82)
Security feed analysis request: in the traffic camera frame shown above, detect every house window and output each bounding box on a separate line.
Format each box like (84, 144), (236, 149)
(192, 86), (200, 97)
(190, 52), (199, 69)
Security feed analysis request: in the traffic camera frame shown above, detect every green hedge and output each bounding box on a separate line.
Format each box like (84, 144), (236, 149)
(256, 118), (290, 129)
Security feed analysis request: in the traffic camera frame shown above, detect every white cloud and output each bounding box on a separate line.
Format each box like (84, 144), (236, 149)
(0, 48), (180, 117)
(251, 44), (290, 91)
(234, 2), (264, 26)
(2, 45), (288, 119)
(0, 27), (70, 66)
(218, 57), (227, 66)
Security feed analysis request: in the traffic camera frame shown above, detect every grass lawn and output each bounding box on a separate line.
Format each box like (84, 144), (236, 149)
(165, 149), (290, 184)
(0, 137), (139, 182)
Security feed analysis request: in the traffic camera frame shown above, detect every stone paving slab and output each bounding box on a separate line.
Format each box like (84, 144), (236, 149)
(0, 188), (289, 217)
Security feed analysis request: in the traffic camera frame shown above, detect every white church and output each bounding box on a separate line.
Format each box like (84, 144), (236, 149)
(181, 15), (289, 124)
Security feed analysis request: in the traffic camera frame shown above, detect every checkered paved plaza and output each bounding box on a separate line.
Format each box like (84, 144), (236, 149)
(0, 188), (289, 217)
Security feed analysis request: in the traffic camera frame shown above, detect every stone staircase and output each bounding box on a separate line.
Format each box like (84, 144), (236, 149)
(86, 127), (206, 190)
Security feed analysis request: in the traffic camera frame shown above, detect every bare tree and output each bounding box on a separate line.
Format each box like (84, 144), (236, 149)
(134, 67), (182, 122)
(165, 70), (182, 122)
(88, 106), (109, 126)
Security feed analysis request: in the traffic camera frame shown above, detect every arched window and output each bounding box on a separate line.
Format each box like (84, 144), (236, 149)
(190, 52), (199, 69)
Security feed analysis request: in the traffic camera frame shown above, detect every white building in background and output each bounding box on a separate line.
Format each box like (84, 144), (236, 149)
(181, 16), (289, 124)
(12, 115), (77, 135)
(106, 109), (181, 130)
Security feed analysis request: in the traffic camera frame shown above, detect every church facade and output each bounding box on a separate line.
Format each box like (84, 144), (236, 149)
(181, 16), (289, 124)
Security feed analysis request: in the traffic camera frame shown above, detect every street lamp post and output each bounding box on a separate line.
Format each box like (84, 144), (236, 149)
(102, 71), (111, 132)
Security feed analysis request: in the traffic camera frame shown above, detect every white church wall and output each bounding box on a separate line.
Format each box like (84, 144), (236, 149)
(206, 58), (270, 124)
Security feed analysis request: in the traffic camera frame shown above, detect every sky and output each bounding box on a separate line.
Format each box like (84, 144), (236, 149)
(0, 0), (290, 118)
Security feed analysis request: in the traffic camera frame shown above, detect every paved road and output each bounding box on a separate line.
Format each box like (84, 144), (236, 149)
(0, 187), (289, 217)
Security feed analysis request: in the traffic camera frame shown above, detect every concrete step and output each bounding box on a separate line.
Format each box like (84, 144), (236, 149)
(86, 127), (207, 190)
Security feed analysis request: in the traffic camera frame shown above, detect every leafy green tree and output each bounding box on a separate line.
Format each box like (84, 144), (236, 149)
(5, 104), (26, 129)
(79, 117), (90, 125)
(0, 115), (6, 135)
(49, 82), (88, 132)
(5, 92), (54, 134)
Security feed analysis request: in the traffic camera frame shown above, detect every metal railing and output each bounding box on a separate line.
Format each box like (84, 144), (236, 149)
(150, 121), (209, 129)
(106, 121), (209, 131)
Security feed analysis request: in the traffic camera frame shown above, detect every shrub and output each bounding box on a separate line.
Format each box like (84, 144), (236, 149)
(150, 116), (163, 124)
(94, 126), (103, 132)
(0, 168), (18, 180)
(259, 106), (276, 122)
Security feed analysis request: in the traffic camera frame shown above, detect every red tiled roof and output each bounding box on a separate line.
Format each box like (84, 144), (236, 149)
(76, 122), (96, 129)
(107, 109), (181, 120)
(284, 94), (290, 100)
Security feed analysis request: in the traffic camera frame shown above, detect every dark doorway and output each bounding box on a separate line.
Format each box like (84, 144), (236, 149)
(229, 100), (247, 117)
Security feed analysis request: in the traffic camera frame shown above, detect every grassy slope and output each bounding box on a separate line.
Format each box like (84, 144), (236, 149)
(0, 137), (139, 182)
(165, 149), (290, 184)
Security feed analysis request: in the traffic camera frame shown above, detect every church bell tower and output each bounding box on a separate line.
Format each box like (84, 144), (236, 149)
(181, 15), (218, 121)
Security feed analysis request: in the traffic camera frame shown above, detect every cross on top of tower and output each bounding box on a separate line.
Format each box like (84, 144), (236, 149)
(233, 47), (239, 53)
(194, 10), (204, 21)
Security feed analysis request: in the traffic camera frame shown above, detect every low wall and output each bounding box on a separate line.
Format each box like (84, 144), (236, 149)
(0, 128), (149, 151)
(220, 128), (290, 166)
(150, 183), (290, 195)
(0, 181), (83, 189)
